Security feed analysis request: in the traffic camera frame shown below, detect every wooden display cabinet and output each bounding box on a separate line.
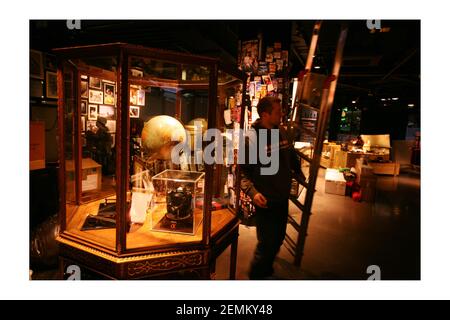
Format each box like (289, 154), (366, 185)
(54, 43), (247, 279)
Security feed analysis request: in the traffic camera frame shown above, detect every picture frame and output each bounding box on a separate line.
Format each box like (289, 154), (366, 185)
(81, 116), (86, 132)
(89, 77), (102, 89)
(30, 78), (44, 98)
(106, 120), (116, 133)
(89, 90), (103, 104)
(99, 105), (116, 120)
(81, 100), (88, 115)
(129, 106), (140, 118)
(129, 87), (138, 105)
(103, 83), (115, 105)
(30, 50), (44, 79)
(88, 104), (98, 121)
(81, 80), (88, 98)
(137, 89), (145, 106)
(45, 71), (58, 99)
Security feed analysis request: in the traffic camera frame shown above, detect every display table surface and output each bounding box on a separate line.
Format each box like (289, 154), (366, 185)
(58, 201), (239, 279)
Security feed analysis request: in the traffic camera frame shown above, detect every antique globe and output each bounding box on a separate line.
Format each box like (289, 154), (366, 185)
(141, 115), (187, 160)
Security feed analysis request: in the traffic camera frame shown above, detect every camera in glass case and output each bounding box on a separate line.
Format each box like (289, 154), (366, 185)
(151, 169), (205, 235)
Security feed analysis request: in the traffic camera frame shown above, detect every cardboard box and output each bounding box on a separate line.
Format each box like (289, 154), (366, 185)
(30, 121), (45, 170)
(325, 168), (346, 196)
(65, 158), (102, 192)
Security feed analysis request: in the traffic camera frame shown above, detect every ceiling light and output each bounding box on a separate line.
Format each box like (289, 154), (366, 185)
(352, 101), (356, 104)
(314, 66), (321, 69)
(408, 104), (415, 108)
(392, 97), (399, 101)
(381, 98), (386, 101)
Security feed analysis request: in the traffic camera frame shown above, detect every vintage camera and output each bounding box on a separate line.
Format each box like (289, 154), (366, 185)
(165, 186), (193, 221)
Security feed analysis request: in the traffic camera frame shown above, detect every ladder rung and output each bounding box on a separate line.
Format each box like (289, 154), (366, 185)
(293, 174), (308, 189)
(284, 234), (296, 254)
(287, 214), (301, 232)
(295, 149), (313, 163)
(300, 126), (317, 137)
(300, 102), (320, 112)
(289, 195), (305, 212)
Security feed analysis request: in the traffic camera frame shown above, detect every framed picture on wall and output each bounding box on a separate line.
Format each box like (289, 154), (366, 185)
(106, 120), (116, 133)
(129, 106), (140, 118)
(30, 50), (44, 79)
(130, 87), (138, 105)
(45, 71), (58, 99)
(81, 116), (86, 132)
(137, 89), (145, 106)
(89, 77), (102, 89)
(88, 105), (98, 120)
(81, 100), (88, 115)
(99, 105), (115, 120)
(81, 80), (88, 98)
(89, 90), (103, 104)
(103, 83), (115, 105)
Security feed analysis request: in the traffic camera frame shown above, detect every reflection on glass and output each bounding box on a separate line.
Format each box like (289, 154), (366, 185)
(65, 57), (118, 250)
(130, 56), (177, 80)
(64, 68), (76, 203)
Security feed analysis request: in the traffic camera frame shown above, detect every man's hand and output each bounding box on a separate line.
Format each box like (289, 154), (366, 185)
(253, 193), (268, 208)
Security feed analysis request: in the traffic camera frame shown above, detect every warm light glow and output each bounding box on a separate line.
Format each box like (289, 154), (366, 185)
(381, 98), (386, 101)
(392, 97), (399, 101)
(352, 101), (356, 104)
(408, 104), (415, 107)
(314, 66), (321, 69)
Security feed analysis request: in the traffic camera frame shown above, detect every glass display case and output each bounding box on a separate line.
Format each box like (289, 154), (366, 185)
(54, 43), (247, 279)
(151, 169), (205, 235)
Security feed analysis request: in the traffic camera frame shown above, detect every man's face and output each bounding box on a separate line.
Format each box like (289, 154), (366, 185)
(267, 102), (282, 127)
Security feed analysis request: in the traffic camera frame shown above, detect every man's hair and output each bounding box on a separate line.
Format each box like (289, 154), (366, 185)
(257, 96), (281, 117)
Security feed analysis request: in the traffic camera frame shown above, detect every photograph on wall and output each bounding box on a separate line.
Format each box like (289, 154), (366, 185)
(99, 105), (116, 120)
(81, 100), (87, 115)
(89, 90), (103, 104)
(137, 89), (145, 106)
(30, 50), (44, 79)
(103, 83), (115, 105)
(88, 104), (98, 120)
(130, 87), (138, 105)
(129, 106), (140, 118)
(89, 77), (102, 89)
(45, 71), (58, 99)
(81, 80), (88, 98)
(106, 120), (116, 133)
(81, 116), (86, 132)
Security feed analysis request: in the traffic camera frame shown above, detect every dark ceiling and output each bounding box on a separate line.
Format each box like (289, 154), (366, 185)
(30, 19), (420, 111)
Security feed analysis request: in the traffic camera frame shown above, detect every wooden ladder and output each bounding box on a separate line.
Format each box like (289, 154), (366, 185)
(284, 21), (348, 267)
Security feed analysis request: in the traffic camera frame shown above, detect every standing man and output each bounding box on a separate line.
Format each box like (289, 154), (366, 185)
(240, 96), (303, 279)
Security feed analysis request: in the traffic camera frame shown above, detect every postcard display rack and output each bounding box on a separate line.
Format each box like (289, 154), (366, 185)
(55, 43), (247, 279)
